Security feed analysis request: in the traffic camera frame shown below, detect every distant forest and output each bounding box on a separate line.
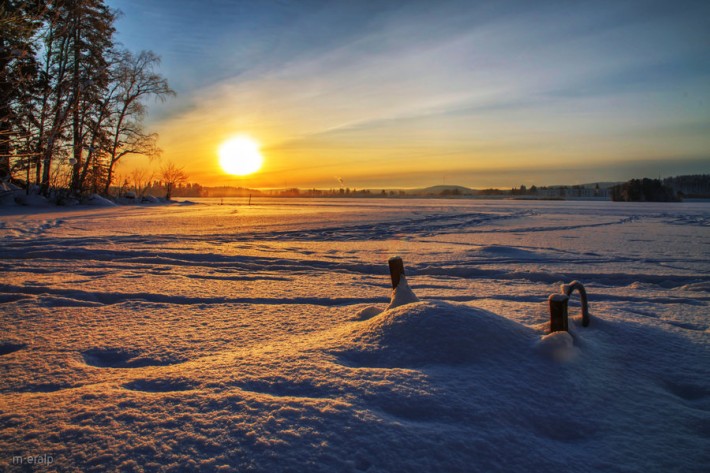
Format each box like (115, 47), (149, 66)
(611, 175), (710, 202)
(611, 178), (679, 202)
(662, 175), (710, 198)
(151, 174), (710, 201)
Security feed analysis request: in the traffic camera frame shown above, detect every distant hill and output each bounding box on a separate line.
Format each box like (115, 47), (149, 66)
(407, 185), (475, 196)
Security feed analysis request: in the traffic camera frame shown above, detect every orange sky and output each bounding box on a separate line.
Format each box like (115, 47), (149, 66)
(111, 0), (710, 189)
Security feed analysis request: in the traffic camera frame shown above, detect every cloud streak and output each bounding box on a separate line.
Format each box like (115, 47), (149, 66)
(110, 0), (710, 187)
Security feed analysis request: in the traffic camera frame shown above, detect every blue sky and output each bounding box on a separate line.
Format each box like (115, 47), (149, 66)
(106, 0), (710, 188)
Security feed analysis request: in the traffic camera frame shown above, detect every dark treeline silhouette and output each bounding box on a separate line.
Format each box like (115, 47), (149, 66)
(0, 0), (173, 201)
(663, 174), (710, 198)
(101, 174), (710, 202)
(611, 178), (680, 202)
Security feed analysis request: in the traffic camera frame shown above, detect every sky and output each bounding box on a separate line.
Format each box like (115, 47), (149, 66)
(106, 0), (710, 189)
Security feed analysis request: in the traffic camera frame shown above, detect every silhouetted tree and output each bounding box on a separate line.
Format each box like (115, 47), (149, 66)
(160, 161), (187, 200)
(2, 1), (173, 200)
(103, 49), (174, 194)
(129, 167), (153, 197)
(663, 174), (710, 197)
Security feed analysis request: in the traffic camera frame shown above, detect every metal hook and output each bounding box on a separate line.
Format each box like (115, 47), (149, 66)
(561, 281), (590, 327)
(549, 281), (591, 332)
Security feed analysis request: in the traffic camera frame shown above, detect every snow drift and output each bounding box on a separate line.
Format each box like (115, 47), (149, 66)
(338, 300), (534, 367)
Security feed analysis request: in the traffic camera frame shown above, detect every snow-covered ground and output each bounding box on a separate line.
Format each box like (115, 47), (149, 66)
(0, 198), (708, 472)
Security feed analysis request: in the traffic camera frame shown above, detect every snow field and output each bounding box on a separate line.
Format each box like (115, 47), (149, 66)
(0, 198), (708, 472)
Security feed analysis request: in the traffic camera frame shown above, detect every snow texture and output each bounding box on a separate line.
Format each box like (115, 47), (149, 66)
(386, 275), (420, 310)
(0, 198), (708, 472)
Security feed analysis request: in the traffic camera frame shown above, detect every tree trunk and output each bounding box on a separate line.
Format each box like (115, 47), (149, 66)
(104, 157), (116, 195)
(0, 26), (12, 180)
(70, 3), (82, 195)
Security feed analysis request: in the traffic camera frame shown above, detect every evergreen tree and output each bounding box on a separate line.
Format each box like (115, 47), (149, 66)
(611, 178), (679, 202)
(0, 1), (43, 183)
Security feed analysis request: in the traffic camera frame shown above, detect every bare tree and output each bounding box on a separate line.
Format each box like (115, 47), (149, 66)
(129, 167), (153, 198)
(104, 49), (174, 194)
(160, 161), (186, 200)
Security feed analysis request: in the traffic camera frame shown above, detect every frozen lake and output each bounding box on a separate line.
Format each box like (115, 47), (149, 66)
(1, 198), (708, 472)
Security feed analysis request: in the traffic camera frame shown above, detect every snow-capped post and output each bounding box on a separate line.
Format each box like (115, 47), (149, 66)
(386, 256), (420, 309)
(561, 281), (590, 327)
(388, 256), (405, 289)
(549, 294), (570, 332)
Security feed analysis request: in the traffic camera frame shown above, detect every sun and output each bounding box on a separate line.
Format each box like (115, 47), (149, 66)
(218, 136), (263, 176)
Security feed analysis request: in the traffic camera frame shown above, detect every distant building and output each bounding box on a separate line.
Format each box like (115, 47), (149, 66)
(537, 185), (609, 199)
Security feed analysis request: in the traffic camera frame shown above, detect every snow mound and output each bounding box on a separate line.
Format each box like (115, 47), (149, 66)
(86, 194), (116, 206)
(536, 331), (581, 363)
(141, 195), (160, 203)
(0, 181), (21, 205)
(352, 305), (382, 321)
(338, 300), (534, 367)
(9, 191), (51, 207)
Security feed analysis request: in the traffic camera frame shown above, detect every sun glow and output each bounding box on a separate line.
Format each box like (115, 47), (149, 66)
(218, 136), (264, 176)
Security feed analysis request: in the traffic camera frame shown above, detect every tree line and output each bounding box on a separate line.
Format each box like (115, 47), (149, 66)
(663, 174), (710, 198)
(1, 0), (174, 200)
(611, 178), (680, 202)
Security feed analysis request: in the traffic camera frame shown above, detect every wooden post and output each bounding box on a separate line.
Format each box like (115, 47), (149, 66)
(388, 256), (405, 289)
(549, 294), (569, 332)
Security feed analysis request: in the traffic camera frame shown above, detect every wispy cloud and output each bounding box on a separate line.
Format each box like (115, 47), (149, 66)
(111, 0), (710, 187)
